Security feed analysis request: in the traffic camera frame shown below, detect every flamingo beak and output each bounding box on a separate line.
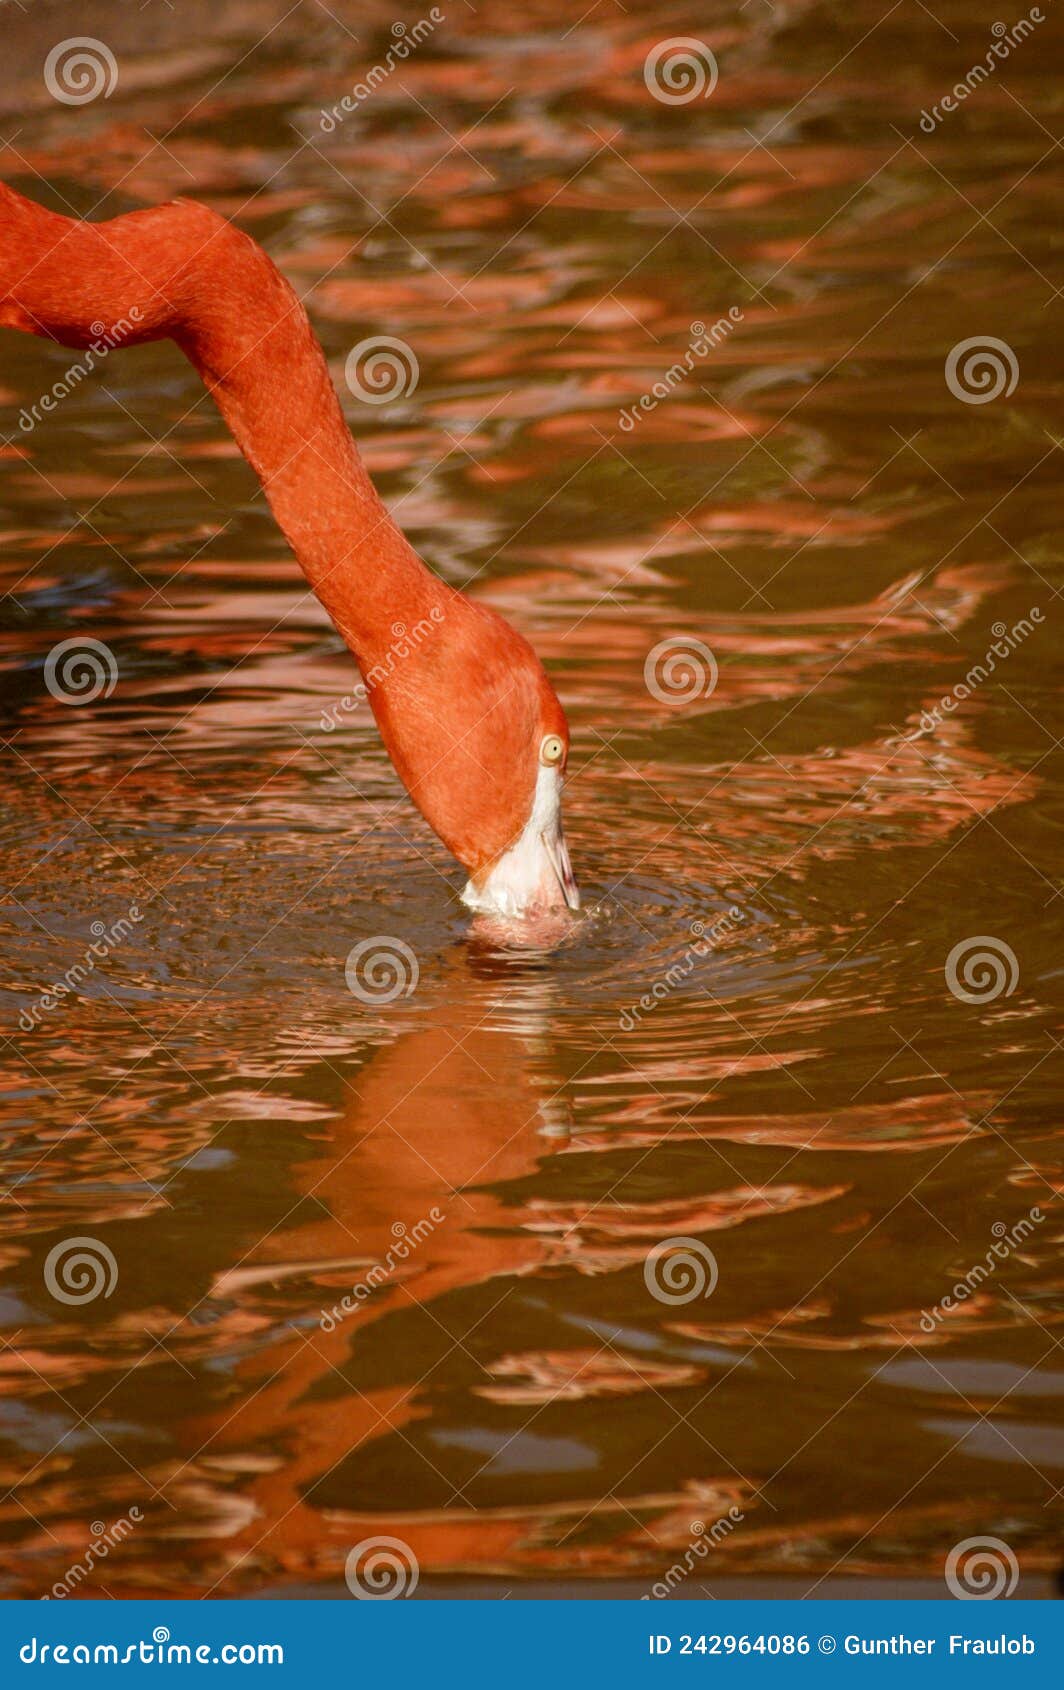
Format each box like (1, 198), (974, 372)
(460, 764), (580, 918)
(542, 820), (580, 911)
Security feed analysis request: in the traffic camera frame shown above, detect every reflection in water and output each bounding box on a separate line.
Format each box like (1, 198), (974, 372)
(180, 952), (574, 1586)
(1, 0), (1063, 1598)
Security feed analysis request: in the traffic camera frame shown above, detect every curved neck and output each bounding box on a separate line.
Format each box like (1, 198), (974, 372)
(0, 182), (444, 662)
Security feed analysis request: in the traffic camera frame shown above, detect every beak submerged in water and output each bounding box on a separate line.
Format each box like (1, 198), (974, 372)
(461, 763), (580, 918)
(542, 822), (580, 911)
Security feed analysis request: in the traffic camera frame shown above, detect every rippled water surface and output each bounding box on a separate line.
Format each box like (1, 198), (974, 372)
(1, 0), (1062, 1597)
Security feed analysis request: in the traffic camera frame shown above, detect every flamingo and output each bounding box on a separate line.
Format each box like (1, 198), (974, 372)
(0, 181), (579, 916)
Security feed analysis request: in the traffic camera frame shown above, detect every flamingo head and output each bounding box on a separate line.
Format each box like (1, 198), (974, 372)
(365, 599), (579, 918)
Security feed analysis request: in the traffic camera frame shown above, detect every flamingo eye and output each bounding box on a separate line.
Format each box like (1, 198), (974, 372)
(540, 733), (565, 767)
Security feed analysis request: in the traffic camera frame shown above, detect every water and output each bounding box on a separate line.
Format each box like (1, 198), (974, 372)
(1, 0), (1062, 1597)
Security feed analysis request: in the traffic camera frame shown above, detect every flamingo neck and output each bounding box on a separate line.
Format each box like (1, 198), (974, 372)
(0, 183), (443, 665)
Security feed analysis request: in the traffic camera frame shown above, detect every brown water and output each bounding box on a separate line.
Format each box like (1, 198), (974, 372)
(1, 0), (1062, 1599)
